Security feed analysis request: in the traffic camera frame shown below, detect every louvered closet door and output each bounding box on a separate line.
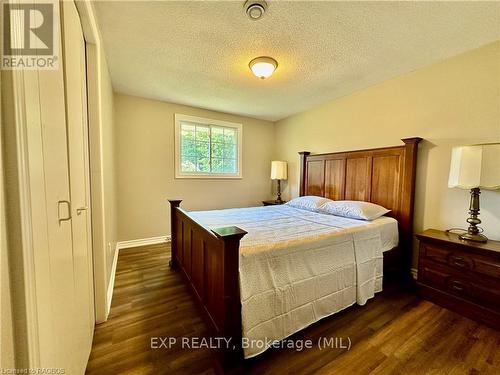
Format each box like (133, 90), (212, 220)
(61, 0), (95, 370)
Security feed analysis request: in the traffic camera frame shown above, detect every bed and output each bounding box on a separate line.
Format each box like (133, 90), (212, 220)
(168, 137), (421, 367)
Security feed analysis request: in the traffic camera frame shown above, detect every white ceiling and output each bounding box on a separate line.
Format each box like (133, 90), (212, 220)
(94, 1), (500, 121)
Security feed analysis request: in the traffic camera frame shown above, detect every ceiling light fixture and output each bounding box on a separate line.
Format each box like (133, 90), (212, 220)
(244, 0), (267, 21)
(249, 56), (278, 79)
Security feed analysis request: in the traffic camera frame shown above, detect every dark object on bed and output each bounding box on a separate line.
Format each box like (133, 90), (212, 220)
(168, 137), (421, 369)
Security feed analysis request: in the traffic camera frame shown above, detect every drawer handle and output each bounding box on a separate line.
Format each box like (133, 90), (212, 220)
(450, 280), (466, 292)
(450, 257), (469, 269)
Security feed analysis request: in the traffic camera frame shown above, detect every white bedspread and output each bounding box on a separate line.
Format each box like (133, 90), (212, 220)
(188, 205), (398, 358)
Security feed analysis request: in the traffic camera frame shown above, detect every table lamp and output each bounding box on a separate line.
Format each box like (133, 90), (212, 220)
(448, 143), (500, 242)
(271, 161), (287, 203)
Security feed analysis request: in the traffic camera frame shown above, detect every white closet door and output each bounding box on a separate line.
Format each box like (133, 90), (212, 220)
(61, 0), (95, 371)
(34, 8), (79, 373)
(20, 1), (94, 373)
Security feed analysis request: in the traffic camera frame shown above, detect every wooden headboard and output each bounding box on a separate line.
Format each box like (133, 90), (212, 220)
(299, 137), (422, 275)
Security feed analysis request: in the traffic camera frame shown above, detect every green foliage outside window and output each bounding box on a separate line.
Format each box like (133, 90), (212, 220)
(180, 122), (238, 174)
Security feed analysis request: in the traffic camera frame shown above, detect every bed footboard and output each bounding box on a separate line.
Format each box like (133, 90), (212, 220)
(168, 199), (247, 368)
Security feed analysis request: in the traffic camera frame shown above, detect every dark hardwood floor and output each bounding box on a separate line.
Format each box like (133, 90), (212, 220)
(86, 243), (500, 375)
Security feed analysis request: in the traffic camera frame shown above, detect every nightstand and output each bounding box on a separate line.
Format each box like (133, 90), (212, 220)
(262, 200), (287, 206)
(416, 229), (500, 329)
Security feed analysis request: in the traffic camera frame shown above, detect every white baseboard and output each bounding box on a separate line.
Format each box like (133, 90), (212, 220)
(411, 267), (418, 280)
(116, 235), (171, 250)
(106, 244), (119, 318)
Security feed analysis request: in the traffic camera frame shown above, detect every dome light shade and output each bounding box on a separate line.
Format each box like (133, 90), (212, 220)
(249, 56), (278, 79)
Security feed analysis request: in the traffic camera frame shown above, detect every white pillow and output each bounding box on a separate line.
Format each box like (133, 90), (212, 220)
(318, 200), (390, 221)
(286, 195), (332, 212)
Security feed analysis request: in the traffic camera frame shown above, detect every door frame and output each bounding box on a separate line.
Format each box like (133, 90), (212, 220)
(3, 2), (42, 366)
(5, 56), (42, 371)
(74, 0), (109, 324)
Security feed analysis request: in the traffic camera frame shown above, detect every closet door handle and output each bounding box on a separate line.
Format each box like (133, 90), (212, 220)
(58, 200), (72, 224)
(76, 206), (88, 215)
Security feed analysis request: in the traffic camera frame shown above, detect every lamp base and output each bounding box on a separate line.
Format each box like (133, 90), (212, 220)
(275, 179), (283, 204)
(460, 188), (488, 243)
(459, 232), (488, 243)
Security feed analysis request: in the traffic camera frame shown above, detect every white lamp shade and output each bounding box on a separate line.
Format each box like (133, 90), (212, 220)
(448, 143), (500, 190)
(271, 161), (287, 180)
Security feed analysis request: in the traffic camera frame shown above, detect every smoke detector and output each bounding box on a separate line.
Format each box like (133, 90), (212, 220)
(244, 0), (267, 21)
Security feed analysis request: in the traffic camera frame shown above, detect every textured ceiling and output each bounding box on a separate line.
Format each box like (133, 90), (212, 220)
(95, 1), (500, 121)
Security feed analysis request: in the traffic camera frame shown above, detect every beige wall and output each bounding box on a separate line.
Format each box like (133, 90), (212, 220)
(275, 41), (500, 264)
(88, 43), (117, 320)
(115, 93), (275, 241)
(100, 47), (118, 281)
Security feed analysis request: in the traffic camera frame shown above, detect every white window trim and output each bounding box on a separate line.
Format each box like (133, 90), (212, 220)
(174, 114), (243, 179)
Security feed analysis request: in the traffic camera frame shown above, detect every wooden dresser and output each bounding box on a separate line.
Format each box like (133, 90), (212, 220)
(416, 229), (500, 329)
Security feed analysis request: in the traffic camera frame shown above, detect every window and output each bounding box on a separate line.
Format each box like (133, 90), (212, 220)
(175, 114), (242, 178)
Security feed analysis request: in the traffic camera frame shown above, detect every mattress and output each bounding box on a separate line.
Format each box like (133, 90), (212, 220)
(189, 205), (399, 358)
